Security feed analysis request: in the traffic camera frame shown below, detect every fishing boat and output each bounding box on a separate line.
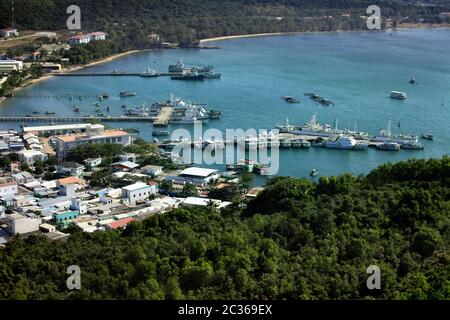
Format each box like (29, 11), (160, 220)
(310, 169), (319, 177)
(204, 71), (221, 79)
(421, 133), (434, 140)
(119, 90), (137, 97)
(324, 135), (368, 150)
(196, 65), (214, 73)
(168, 60), (185, 73)
(44, 111), (55, 115)
(141, 68), (159, 77)
(390, 91), (407, 100)
(282, 96), (300, 104)
(372, 120), (419, 144)
(304, 93), (333, 106)
(171, 69), (205, 81)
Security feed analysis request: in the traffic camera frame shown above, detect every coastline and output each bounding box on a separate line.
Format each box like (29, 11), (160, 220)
(0, 50), (143, 104)
(199, 25), (450, 43)
(199, 32), (304, 43)
(2, 25), (450, 103)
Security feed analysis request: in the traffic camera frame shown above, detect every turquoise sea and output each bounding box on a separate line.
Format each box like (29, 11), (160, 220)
(1, 29), (449, 181)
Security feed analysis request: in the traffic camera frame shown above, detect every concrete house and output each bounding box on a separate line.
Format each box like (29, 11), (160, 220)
(122, 182), (158, 205)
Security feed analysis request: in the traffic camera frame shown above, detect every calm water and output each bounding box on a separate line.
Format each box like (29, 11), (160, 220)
(1, 29), (449, 181)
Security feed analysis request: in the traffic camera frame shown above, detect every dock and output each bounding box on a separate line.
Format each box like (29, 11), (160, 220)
(0, 116), (156, 123)
(52, 72), (179, 77)
(153, 107), (174, 127)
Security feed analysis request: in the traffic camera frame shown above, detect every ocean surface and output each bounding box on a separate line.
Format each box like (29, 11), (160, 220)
(1, 29), (449, 182)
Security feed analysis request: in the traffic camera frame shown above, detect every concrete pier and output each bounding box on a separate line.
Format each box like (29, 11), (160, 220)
(153, 107), (174, 127)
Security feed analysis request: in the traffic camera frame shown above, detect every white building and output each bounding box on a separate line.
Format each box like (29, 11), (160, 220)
(6, 213), (41, 235)
(53, 127), (133, 159)
(19, 150), (48, 165)
(141, 165), (164, 177)
(22, 123), (104, 135)
(182, 197), (232, 209)
(39, 223), (56, 233)
(68, 31), (107, 45)
(71, 198), (88, 214)
(0, 60), (23, 71)
(56, 162), (85, 177)
(84, 158), (102, 169)
(0, 180), (18, 197)
(168, 167), (220, 186)
(122, 182), (158, 205)
(0, 28), (19, 38)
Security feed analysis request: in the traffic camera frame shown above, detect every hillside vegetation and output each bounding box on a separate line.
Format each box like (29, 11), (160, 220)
(0, 157), (448, 299)
(1, 1), (450, 45)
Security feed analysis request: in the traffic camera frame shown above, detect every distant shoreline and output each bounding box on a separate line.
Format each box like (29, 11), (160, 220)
(199, 32), (305, 43)
(199, 25), (450, 43)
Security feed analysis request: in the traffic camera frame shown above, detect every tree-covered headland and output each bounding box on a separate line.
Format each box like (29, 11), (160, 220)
(0, 157), (448, 300)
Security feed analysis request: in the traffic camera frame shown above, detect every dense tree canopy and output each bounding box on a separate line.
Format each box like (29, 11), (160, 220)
(0, 157), (448, 300)
(1, 1), (449, 46)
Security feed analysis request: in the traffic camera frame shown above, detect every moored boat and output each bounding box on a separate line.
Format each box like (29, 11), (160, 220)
(377, 142), (401, 151)
(324, 135), (368, 150)
(421, 133), (434, 141)
(390, 91), (407, 100)
(119, 90), (137, 97)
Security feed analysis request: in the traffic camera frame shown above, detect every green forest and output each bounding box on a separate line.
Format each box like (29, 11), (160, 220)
(0, 157), (448, 300)
(1, 1), (450, 45)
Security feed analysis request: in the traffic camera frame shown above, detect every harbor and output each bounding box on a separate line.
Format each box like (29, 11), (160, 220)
(1, 30), (447, 179)
(157, 132), (425, 152)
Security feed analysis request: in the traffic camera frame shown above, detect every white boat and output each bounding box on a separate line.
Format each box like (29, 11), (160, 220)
(372, 120), (419, 144)
(165, 94), (215, 123)
(168, 60), (185, 73)
(324, 135), (368, 150)
(390, 91), (407, 100)
(141, 68), (159, 77)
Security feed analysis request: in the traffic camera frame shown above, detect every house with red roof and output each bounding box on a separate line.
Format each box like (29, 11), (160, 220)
(107, 217), (135, 230)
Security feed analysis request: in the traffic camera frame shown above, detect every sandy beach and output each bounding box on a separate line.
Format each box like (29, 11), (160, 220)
(64, 49), (143, 73)
(199, 32), (305, 44)
(199, 25), (450, 43)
